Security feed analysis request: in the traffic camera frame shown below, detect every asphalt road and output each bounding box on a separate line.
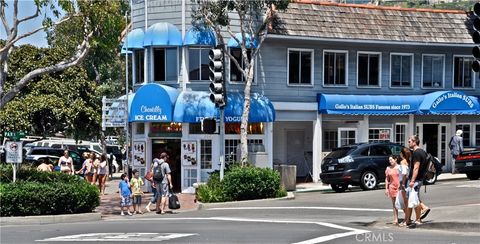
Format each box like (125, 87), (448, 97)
(1, 179), (479, 244)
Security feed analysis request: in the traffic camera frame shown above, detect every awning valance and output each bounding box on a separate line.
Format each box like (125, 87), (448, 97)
(184, 27), (216, 46)
(173, 91), (275, 123)
(143, 22), (182, 47)
(227, 33), (258, 49)
(121, 28), (144, 50)
(318, 94), (422, 115)
(129, 84), (180, 122)
(419, 91), (480, 115)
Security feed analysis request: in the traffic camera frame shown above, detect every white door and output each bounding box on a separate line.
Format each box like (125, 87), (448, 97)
(439, 123), (449, 171)
(338, 128), (357, 147)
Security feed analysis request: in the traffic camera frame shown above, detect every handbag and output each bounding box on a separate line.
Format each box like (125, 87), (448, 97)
(168, 191), (181, 209)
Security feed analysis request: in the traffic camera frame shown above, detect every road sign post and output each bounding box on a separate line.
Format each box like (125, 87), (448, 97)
(6, 141), (22, 182)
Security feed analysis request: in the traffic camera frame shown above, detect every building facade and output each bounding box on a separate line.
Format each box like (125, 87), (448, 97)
(123, 0), (480, 192)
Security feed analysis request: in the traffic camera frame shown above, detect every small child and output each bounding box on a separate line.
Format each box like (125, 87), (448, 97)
(385, 155), (400, 225)
(119, 173), (133, 216)
(130, 169), (144, 214)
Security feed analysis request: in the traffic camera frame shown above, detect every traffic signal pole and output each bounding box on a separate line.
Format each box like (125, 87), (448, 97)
(219, 45), (226, 181)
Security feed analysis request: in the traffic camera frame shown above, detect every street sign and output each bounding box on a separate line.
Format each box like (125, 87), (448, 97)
(6, 141), (22, 164)
(3, 131), (26, 141)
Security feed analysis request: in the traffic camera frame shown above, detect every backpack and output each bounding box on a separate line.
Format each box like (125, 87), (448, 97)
(423, 153), (436, 181)
(153, 162), (165, 182)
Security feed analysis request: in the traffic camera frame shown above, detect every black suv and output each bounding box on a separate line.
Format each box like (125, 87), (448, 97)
(25, 147), (83, 171)
(320, 142), (404, 192)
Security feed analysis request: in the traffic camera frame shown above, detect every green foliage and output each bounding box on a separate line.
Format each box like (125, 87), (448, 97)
(380, 0), (474, 11)
(0, 165), (99, 216)
(196, 166), (286, 203)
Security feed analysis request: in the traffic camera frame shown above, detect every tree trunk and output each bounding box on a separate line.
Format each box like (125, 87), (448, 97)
(240, 59), (255, 166)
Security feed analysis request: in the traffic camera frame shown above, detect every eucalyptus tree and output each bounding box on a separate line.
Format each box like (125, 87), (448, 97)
(192, 0), (289, 165)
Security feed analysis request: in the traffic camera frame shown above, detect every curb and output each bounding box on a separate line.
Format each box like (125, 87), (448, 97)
(197, 192), (295, 210)
(0, 212), (101, 226)
(415, 222), (480, 233)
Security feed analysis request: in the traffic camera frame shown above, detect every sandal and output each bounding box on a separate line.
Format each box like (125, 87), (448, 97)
(421, 208), (430, 220)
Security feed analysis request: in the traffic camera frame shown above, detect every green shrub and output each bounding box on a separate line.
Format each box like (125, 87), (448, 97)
(0, 165), (99, 216)
(196, 172), (227, 203)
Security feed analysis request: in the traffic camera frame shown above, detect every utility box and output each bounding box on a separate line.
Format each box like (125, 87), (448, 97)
(274, 164), (296, 191)
(236, 143), (268, 167)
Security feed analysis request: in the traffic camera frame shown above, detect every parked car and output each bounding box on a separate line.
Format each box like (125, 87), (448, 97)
(25, 147), (83, 171)
(320, 142), (405, 192)
(455, 148), (480, 180)
(107, 145), (123, 171)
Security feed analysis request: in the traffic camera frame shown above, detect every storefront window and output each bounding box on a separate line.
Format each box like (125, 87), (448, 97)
(476, 124), (480, 147)
(395, 124), (406, 145)
(183, 168), (197, 188)
(200, 140), (212, 170)
(189, 123), (207, 134)
(225, 123), (264, 134)
(323, 131), (338, 151)
(369, 129), (391, 142)
(456, 124), (471, 147)
(150, 122), (182, 134)
(225, 139), (263, 164)
(135, 123), (145, 135)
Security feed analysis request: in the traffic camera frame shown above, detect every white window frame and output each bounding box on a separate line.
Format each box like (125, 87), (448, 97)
(187, 47), (210, 83)
(452, 55), (476, 90)
(456, 123), (473, 147)
(227, 48), (257, 85)
(356, 51), (382, 88)
(287, 48), (314, 87)
(338, 128), (357, 147)
(368, 128), (392, 142)
(389, 53), (414, 89)
(421, 54), (445, 89)
(394, 123), (408, 145)
(150, 46), (180, 83)
(474, 123), (480, 147)
(323, 49), (349, 87)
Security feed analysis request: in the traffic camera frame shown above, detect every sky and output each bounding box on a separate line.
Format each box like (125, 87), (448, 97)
(1, 0), (62, 47)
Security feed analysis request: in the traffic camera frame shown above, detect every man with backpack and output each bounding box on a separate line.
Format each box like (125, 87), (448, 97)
(405, 135), (431, 228)
(449, 129), (464, 174)
(152, 152), (173, 214)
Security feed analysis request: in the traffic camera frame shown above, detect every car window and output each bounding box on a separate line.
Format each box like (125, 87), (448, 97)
(370, 146), (390, 156)
(31, 149), (48, 155)
(359, 148), (369, 156)
(70, 151), (81, 163)
(50, 150), (64, 157)
(325, 148), (355, 159)
(389, 145), (403, 155)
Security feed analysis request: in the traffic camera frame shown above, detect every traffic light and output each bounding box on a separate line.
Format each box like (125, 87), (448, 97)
(472, 2), (480, 72)
(201, 118), (216, 134)
(209, 47), (226, 107)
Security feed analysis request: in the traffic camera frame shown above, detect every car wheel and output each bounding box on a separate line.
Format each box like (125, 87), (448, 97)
(466, 172), (480, 180)
(424, 172), (438, 185)
(360, 171), (378, 191)
(331, 184), (348, 193)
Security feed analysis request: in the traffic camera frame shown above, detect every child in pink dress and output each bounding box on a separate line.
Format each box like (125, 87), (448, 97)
(385, 155), (400, 225)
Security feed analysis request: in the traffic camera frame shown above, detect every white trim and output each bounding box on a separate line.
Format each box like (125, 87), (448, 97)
(227, 48), (257, 85)
(394, 123), (408, 145)
(421, 54), (445, 89)
(356, 51), (382, 88)
(287, 48), (314, 87)
(272, 102), (318, 111)
(322, 49), (349, 87)
(338, 128), (357, 147)
(452, 55), (476, 90)
(367, 127), (393, 142)
(389, 53), (414, 89)
(267, 34), (474, 47)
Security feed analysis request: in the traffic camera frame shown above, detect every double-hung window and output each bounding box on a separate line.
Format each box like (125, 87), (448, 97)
(390, 53), (413, 88)
(288, 49), (313, 85)
(453, 56), (475, 89)
(188, 47), (210, 81)
(230, 48), (254, 83)
(422, 54), (444, 88)
(357, 52), (380, 87)
(153, 47), (178, 82)
(324, 50), (347, 86)
(134, 50), (144, 84)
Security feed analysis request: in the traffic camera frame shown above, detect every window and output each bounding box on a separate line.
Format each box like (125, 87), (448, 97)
(153, 47), (178, 82)
(476, 124), (480, 147)
(200, 140), (212, 170)
(288, 49), (313, 85)
(338, 128), (356, 147)
(369, 146), (390, 156)
(230, 48), (253, 83)
(422, 55), (444, 88)
(395, 124), (406, 145)
(183, 168), (197, 188)
(225, 139), (263, 164)
(323, 131), (338, 151)
(453, 56), (475, 89)
(134, 50), (144, 84)
(357, 52), (380, 87)
(225, 123), (264, 134)
(135, 123), (145, 135)
(456, 124), (471, 147)
(188, 48), (209, 81)
(369, 129), (391, 142)
(324, 51), (347, 86)
(390, 54), (413, 87)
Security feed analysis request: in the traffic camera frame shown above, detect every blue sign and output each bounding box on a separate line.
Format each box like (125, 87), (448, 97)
(129, 84), (180, 122)
(419, 91), (480, 115)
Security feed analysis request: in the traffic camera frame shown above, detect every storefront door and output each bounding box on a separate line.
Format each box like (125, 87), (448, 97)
(418, 123), (449, 170)
(151, 139), (181, 192)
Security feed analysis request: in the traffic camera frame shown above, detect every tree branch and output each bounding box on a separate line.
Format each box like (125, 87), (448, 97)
(0, 1), (10, 36)
(17, 4), (39, 25)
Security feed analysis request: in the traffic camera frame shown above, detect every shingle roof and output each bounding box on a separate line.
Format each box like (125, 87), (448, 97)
(270, 1), (474, 44)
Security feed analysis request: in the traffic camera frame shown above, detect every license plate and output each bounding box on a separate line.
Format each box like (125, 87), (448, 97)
(466, 162), (473, 167)
(328, 166), (335, 171)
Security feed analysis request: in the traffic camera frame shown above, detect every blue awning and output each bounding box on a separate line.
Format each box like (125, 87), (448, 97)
(227, 33), (258, 49)
(143, 22), (182, 47)
(121, 28), (144, 50)
(184, 27), (216, 46)
(419, 91), (480, 115)
(318, 94), (422, 115)
(129, 84), (180, 122)
(173, 91), (275, 123)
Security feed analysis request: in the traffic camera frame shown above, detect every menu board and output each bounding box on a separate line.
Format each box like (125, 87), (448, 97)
(133, 141), (146, 166)
(182, 141), (197, 166)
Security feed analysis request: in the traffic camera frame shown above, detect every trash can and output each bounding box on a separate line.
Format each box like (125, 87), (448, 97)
(274, 164), (296, 191)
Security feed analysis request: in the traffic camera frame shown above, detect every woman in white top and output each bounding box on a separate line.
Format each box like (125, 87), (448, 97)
(97, 154), (109, 195)
(58, 150), (74, 175)
(398, 147), (411, 227)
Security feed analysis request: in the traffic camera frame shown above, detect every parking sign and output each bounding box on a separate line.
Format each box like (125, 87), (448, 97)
(6, 141), (22, 163)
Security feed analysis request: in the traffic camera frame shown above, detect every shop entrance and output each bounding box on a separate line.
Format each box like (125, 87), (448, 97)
(419, 123), (449, 169)
(151, 139), (181, 193)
